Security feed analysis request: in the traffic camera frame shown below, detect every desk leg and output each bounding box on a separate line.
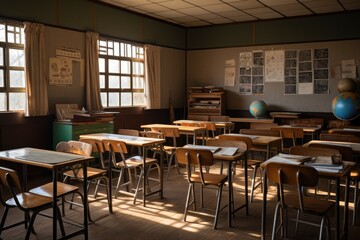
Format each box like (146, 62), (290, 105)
(335, 178), (340, 240)
(261, 169), (267, 240)
(227, 161), (232, 227)
(52, 169), (58, 240)
(343, 175), (350, 239)
(160, 144), (164, 199)
(143, 146), (147, 207)
(83, 163), (89, 239)
(244, 156), (249, 216)
(108, 152), (113, 213)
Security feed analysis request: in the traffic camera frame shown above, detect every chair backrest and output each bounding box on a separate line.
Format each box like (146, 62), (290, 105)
(117, 129), (140, 136)
(291, 118), (324, 128)
(240, 129), (281, 137)
(176, 147), (215, 185)
(140, 131), (163, 139)
(180, 122), (200, 127)
(217, 135), (252, 150)
(80, 138), (107, 168)
(199, 122), (216, 138)
(102, 139), (129, 167)
(266, 162), (319, 211)
(307, 143), (354, 162)
(320, 133), (360, 143)
(0, 166), (21, 191)
(56, 141), (92, 156)
(289, 146), (340, 157)
(272, 127), (304, 139)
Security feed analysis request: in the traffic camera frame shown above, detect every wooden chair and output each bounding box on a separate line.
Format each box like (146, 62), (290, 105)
(187, 114), (209, 121)
(289, 146), (340, 157)
(240, 128), (281, 137)
(271, 127), (304, 153)
(176, 147), (227, 229)
(266, 162), (334, 240)
(118, 128), (141, 154)
(217, 135), (263, 202)
(102, 139), (161, 204)
(58, 140), (111, 221)
(198, 122), (217, 140)
(149, 127), (181, 180)
(291, 118), (324, 128)
(307, 142), (360, 225)
(0, 166), (66, 239)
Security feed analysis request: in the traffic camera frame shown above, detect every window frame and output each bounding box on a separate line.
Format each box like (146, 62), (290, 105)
(0, 20), (26, 112)
(98, 37), (145, 108)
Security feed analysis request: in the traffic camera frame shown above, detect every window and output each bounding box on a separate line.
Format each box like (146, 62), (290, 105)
(0, 21), (25, 111)
(98, 38), (145, 107)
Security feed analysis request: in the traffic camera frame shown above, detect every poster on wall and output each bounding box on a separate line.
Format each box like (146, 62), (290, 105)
(264, 50), (284, 82)
(49, 57), (73, 86)
(239, 52), (252, 94)
(224, 58), (235, 86)
(298, 49), (313, 94)
(284, 50), (297, 94)
(252, 51), (264, 94)
(313, 48), (329, 94)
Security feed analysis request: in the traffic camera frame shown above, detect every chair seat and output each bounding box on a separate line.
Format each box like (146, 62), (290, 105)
(63, 167), (107, 180)
(247, 159), (262, 167)
(285, 194), (335, 216)
(6, 192), (53, 209)
(190, 172), (228, 185)
(115, 155), (158, 168)
(29, 181), (79, 197)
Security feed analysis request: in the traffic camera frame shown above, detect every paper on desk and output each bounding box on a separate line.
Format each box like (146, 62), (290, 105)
(216, 147), (238, 156)
(278, 153), (312, 162)
(266, 156), (303, 165)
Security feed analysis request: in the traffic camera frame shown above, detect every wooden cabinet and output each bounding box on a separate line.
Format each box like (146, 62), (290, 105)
(188, 92), (225, 116)
(52, 121), (114, 149)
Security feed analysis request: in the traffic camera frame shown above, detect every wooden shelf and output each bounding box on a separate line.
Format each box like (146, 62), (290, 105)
(188, 92), (225, 116)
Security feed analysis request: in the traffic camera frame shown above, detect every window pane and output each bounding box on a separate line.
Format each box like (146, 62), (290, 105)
(109, 92), (119, 107)
(9, 48), (25, 67)
(0, 23), (5, 42)
(133, 62), (144, 75)
(133, 77), (144, 89)
(121, 60), (130, 74)
(99, 58), (105, 73)
(0, 93), (5, 111)
(121, 92), (132, 106)
(0, 69), (3, 87)
(109, 75), (120, 88)
(9, 70), (25, 87)
(99, 74), (105, 88)
(101, 92), (107, 107)
(0, 47), (3, 65)
(114, 42), (120, 56)
(133, 92), (145, 106)
(121, 76), (131, 89)
(109, 59), (120, 73)
(9, 92), (25, 111)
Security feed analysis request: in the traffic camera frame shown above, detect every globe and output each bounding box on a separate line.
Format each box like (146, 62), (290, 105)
(249, 100), (267, 118)
(332, 92), (360, 121)
(337, 78), (357, 93)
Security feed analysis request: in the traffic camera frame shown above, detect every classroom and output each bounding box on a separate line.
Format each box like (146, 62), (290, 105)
(0, 0), (360, 239)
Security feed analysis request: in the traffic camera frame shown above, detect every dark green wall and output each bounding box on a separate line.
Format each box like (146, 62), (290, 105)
(0, 0), (186, 49)
(187, 11), (360, 50)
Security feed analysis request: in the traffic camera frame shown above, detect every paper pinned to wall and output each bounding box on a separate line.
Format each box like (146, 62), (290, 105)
(264, 50), (284, 82)
(49, 57), (73, 86)
(224, 67), (235, 86)
(342, 59), (357, 78)
(298, 82), (313, 94)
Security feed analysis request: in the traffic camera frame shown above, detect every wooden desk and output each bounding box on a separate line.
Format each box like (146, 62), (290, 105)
(274, 124), (322, 140)
(79, 133), (166, 207)
(183, 144), (247, 227)
(173, 119), (234, 134)
(0, 147), (93, 240)
(304, 140), (360, 153)
(260, 156), (355, 240)
(220, 133), (282, 159)
(141, 123), (206, 145)
(270, 112), (301, 119)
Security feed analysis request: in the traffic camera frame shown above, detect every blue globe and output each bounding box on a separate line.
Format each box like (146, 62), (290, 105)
(249, 100), (267, 118)
(332, 92), (360, 121)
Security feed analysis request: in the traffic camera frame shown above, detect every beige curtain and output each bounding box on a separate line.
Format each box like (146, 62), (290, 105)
(144, 44), (161, 109)
(85, 32), (103, 112)
(24, 22), (48, 116)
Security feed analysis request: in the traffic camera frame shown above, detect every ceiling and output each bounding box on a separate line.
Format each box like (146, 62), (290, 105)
(98, 0), (360, 27)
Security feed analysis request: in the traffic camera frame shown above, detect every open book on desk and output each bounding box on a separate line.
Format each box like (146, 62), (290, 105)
(305, 156), (343, 173)
(216, 147), (238, 156)
(278, 153), (313, 163)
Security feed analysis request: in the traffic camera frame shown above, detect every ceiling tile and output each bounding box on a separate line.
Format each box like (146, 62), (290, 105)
(133, 3), (169, 12)
(195, 12), (221, 20)
(273, 3), (312, 17)
(202, 3), (238, 12)
(228, 0), (264, 10)
(155, 10), (187, 18)
(184, 0), (221, 6)
(259, 0), (298, 7)
(341, 0), (360, 10)
(228, 14), (257, 22)
(157, 1), (195, 9)
(206, 17), (234, 24)
(171, 15), (199, 23)
(177, 7), (210, 15)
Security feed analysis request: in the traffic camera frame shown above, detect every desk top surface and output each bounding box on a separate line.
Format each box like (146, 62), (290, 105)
(0, 147), (91, 169)
(80, 133), (165, 146)
(141, 124), (205, 131)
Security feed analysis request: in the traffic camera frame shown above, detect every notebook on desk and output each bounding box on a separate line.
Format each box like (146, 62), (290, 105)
(216, 147), (238, 156)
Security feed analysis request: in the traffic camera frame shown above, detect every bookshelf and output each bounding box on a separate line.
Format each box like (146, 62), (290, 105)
(188, 91), (225, 116)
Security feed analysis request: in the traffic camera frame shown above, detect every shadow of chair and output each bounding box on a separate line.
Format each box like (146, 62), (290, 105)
(0, 166), (66, 239)
(266, 162), (334, 240)
(176, 147), (227, 229)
